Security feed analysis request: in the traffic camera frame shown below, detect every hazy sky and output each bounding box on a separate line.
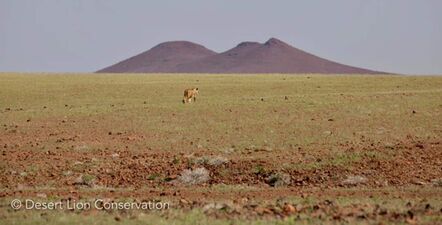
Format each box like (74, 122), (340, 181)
(1, 0), (441, 74)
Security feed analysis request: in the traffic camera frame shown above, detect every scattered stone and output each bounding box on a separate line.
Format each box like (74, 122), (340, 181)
(284, 96), (289, 100)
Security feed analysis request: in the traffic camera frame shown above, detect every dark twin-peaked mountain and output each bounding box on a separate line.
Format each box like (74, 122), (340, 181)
(98, 38), (384, 74)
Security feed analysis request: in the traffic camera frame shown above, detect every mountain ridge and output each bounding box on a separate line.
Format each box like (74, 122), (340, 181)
(98, 38), (385, 74)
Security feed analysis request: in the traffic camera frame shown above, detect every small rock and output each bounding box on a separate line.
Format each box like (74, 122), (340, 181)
(415, 143), (424, 149)
(202, 203), (228, 212)
(180, 199), (190, 205)
(262, 146), (273, 152)
(411, 179), (425, 185)
(283, 204), (296, 214)
(126, 136), (136, 141)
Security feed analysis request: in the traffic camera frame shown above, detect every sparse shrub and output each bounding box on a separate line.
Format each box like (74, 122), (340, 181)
(267, 172), (291, 187)
(75, 174), (96, 187)
(207, 156), (229, 166)
(342, 175), (367, 186)
(62, 170), (73, 176)
(431, 179), (442, 187)
(220, 147), (235, 153)
(74, 145), (90, 151)
(192, 156), (229, 167)
(172, 157), (180, 164)
(147, 173), (160, 181)
(202, 202), (230, 213)
(178, 167), (210, 185)
(192, 157), (208, 165)
(253, 165), (268, 176)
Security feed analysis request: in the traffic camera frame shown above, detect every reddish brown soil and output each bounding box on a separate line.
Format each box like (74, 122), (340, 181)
(1, 118), (440, 191)
(1, 118), (441, 223)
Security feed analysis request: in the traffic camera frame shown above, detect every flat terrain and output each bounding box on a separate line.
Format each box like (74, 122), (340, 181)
(0, 73), (441, 224)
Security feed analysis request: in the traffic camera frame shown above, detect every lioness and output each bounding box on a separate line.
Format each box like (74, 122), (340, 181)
(183, 88), (199, 103)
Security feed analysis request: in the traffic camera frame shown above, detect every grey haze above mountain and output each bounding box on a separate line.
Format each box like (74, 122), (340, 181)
(97, 38), (384, 74)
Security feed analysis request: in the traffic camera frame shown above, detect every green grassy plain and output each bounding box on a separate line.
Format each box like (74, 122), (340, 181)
(1, 73), (441, 151)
